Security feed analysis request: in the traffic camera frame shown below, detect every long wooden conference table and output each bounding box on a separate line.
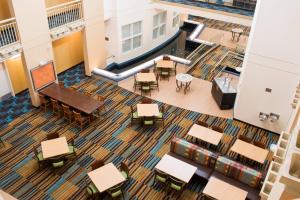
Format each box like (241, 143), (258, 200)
(40, 83), (103, 114)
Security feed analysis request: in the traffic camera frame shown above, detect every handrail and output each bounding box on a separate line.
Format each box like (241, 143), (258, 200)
(0, 18), (16, 25)
(46, 0), (81, 11)
(0, 18), (20, 48)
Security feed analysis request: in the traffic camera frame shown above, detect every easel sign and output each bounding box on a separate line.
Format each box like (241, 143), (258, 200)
(30, 61), (56, 91)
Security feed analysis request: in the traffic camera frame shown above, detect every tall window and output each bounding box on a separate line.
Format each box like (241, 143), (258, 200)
(153, 12), (166, 39)
(122, 21), (142, 53)
(172, 12), (180, 27)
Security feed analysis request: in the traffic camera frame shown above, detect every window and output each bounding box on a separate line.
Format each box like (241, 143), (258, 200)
(153, 12), (166, 39)
(172, 12), (180, 27)
(122, 21), (142, 53)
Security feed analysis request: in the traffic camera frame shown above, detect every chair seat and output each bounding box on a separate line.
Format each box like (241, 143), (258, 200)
(111, 190), (122, 198)
(87, 183), (99, 196)
(68, 145), (75, 153)
(161, 72), (169, 75)
(52, 161), (64, 168)
(170, 183), (182, 191)
(144, 120), (154, 125)
(121, 171), (128, 179)
(142, 86), (150, 90)
(37, 152), (44, 161)
(156, 112), (163, 118)
(156, 175), (167, 183)
(132, 112), (139, 119)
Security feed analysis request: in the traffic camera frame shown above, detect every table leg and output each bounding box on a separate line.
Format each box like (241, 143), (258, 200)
(184, 81), (192, 94)
(176, 80), (182, 92)
(231, 31), (235, 41)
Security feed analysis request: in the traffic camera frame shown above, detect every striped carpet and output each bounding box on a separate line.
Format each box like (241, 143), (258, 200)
(0, 76), (278, 200)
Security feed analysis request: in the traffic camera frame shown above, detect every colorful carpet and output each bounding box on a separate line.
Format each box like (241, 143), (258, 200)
(0, 75), (279, 200)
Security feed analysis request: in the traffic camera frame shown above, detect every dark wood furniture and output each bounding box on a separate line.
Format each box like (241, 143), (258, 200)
(40, 83), (103, 115)
(211, 77), (237, 110)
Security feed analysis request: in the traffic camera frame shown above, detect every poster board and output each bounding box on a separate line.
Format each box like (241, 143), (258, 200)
(31, 61), (56, 91)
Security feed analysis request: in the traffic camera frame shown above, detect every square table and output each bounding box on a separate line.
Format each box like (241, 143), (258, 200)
(0, 190), (18, 200)
(136, 73), (156, 82)
(137, 104), (160, 117)
(156, 60), (175, 69)
(203, 177), (248, 200)
(41, 137), (69, 159)
(88, 163), (125, 192)
(230, 139), (269, 164)
(187, 124), (223, 146)
(155, 154), (197, 183)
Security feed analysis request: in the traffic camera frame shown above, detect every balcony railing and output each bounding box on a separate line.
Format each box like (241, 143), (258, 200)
(0, 18), (19, 48)
(47, 0), (83, 30)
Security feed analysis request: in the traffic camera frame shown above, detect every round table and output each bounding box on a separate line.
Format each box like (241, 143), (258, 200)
(231, 28), (243, 42)
(176, 73), (193, 94)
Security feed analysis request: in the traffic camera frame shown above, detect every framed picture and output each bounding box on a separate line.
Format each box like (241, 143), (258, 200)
(30, 61), (56, 91)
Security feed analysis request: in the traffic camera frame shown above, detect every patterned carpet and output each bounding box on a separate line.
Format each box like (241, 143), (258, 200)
(189, 16), (251, 36)
(0, 75), (279, 200)
(0, 63), (86, 128)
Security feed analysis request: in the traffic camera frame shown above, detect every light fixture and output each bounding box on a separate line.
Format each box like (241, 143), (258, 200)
(269, 113), (280, 122)
(259, 112), (269, 121)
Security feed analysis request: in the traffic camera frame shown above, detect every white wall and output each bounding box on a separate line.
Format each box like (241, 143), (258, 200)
(0, 62), (11, 98)
(104, 0), (180, 65)
(234, 0), (300, 134)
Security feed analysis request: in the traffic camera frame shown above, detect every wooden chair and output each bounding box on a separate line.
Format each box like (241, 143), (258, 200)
(141, 68), (150, 73)
(211, 125), (224, 133)
(155, 105), (165, 128)
(163, 55), (171, 60)
(48, 155), (65, 170)
(58, 81), (65, 88)
(143, 116), (155, 127)
(85, 178), (100, 200)
(46, 132), (59, 140)
(50, 98), (62, 116)
(141, 98), (152, 104)
(130, 106), (141, 126)
(39, 94), (50, 112)
(159, 68), (171, 81)
(133, 75), (141, 92)
(239, 134), (252, 143)
(85, 91), (93, 97)
(96, 95), (106, 115)
(69, 85), (78, 91)
(120, 161), (130, 183)
(153, 169), (168, 188)
(73, 110), (90, 131)
(141, 82), (151, 96)
(150, 73), (159, 91)
(33, 145), (48, 170)
(168, 177), (186, 199)
(0, 137), (4, 147)
(253, 140), (267, 149)
(91, 159), (105, 170)
(197, 120), (209, 128)
(62, 104), (73, 123)
(107, 183), (125, 200)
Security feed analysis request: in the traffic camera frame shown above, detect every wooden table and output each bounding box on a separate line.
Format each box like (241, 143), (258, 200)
(187, 124), (223, 146)
(0, 190), (18, 200)
(136, 73), (156, 82)
(203, 177), (248, 200)
(156, 60), (175, 69)
(230, 139), (269, 164)
(155, 154), (197, 183)
(41, 137), (69, 159)
(40, 83), (103, 114)
(88, 163), (125, 193)
(137, 104), (159, 117)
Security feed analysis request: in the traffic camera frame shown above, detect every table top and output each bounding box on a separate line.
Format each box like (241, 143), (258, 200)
(232, 28), (243, 33)
(88, 163), (125, 193)
(136, 73), (156, 82)
(230, 139), (269, 164)
(214, 77), (237, 93)
(41, 137), (69, 159)
(155, 154), (197, 183)
(176, 73), (193, 83)
(187, 124), (223, 146)
(156, 60), (175, 69)
(203, 177), (248, 200)
(40, 83), (103, 114)
(137, 104), (160, 117)
(0, 190), (18, 200)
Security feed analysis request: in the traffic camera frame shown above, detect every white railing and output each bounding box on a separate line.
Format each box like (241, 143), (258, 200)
(0, 18), (19, 48)
(47, 0), (83, 30)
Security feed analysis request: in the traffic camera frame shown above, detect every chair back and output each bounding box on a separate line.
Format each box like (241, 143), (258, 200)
(120, 162), (129, 176)
(143, 116), (155, 125)
(160, 105), (165, 113)
(91, 160), (105, 170)
(130, 105), (135, 113)
(197, 120), (209, 128)
(85, 91), (93, 97)
(33, 145), (39, 157)
(253, 141), (266, 149)
(141, 69), (150, 73)
(39, 94), (47, 104)
(48, 155), (65, 165)
(212, 125), (224, 133)
(141, 98), (152, 104)
(62, 104), (71, 113)
(239, 135), (252, 143)
(154, 169), (168, 180)
(97, 95), (105, 102)
(59, 81), (64, 87)
(46, 132), (59, 140)
(73, 110), (82, 121)
(108, 183), (123, 195)
(163, 56), (171, 60)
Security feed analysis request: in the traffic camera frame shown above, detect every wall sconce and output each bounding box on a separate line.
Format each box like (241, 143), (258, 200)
(269, 113), (280, 122)
(259, 112), (269, 121)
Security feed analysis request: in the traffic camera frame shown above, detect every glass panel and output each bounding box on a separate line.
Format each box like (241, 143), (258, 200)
(159, 12), (166, 24)
(159, 24), (166, 35)
(122, 24), (131, 39)
(153, 14), (159, 27)
(133, 21), (142, 35)
(122, 39), (131, 52)
(133, 36), (142, 49)
(153, 28), (158, 39)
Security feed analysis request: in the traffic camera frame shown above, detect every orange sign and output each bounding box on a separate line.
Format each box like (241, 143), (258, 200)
(31, 62), (56, 91)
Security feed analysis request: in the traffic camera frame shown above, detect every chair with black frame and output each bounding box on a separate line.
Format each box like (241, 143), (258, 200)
(150, 73), (159, 91)
(119, 161), (130, 183)
(48, 155), (66, 170)
(33, 145), (48, 170)
(66, 138), (77, 159)
(130, 105), (141, 126)
(167, 177), (186, 199)
(86, 160), (105, 200)
(50, 98), (62, 116)
(197, 120), (209, 128)
(46, 132), (59, 140)
(73, 110), (91, 131)
(211, 125), (224, 133)
(155, 105), (165, 128)
(141, 82), (152, 96)
(143, 116), (155, 127)
(39, 94), (51, 112)
(159, 68), (171, 81)
(133, 75), (141, 92)
(107, 183), (125, 200)
(61, 104), (73, 124)
(153, 169), (168, 188)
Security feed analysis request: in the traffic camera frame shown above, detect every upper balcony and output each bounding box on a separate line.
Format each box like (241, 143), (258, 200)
(46, 0), (85, 40)
(0, 18), (22, 61)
